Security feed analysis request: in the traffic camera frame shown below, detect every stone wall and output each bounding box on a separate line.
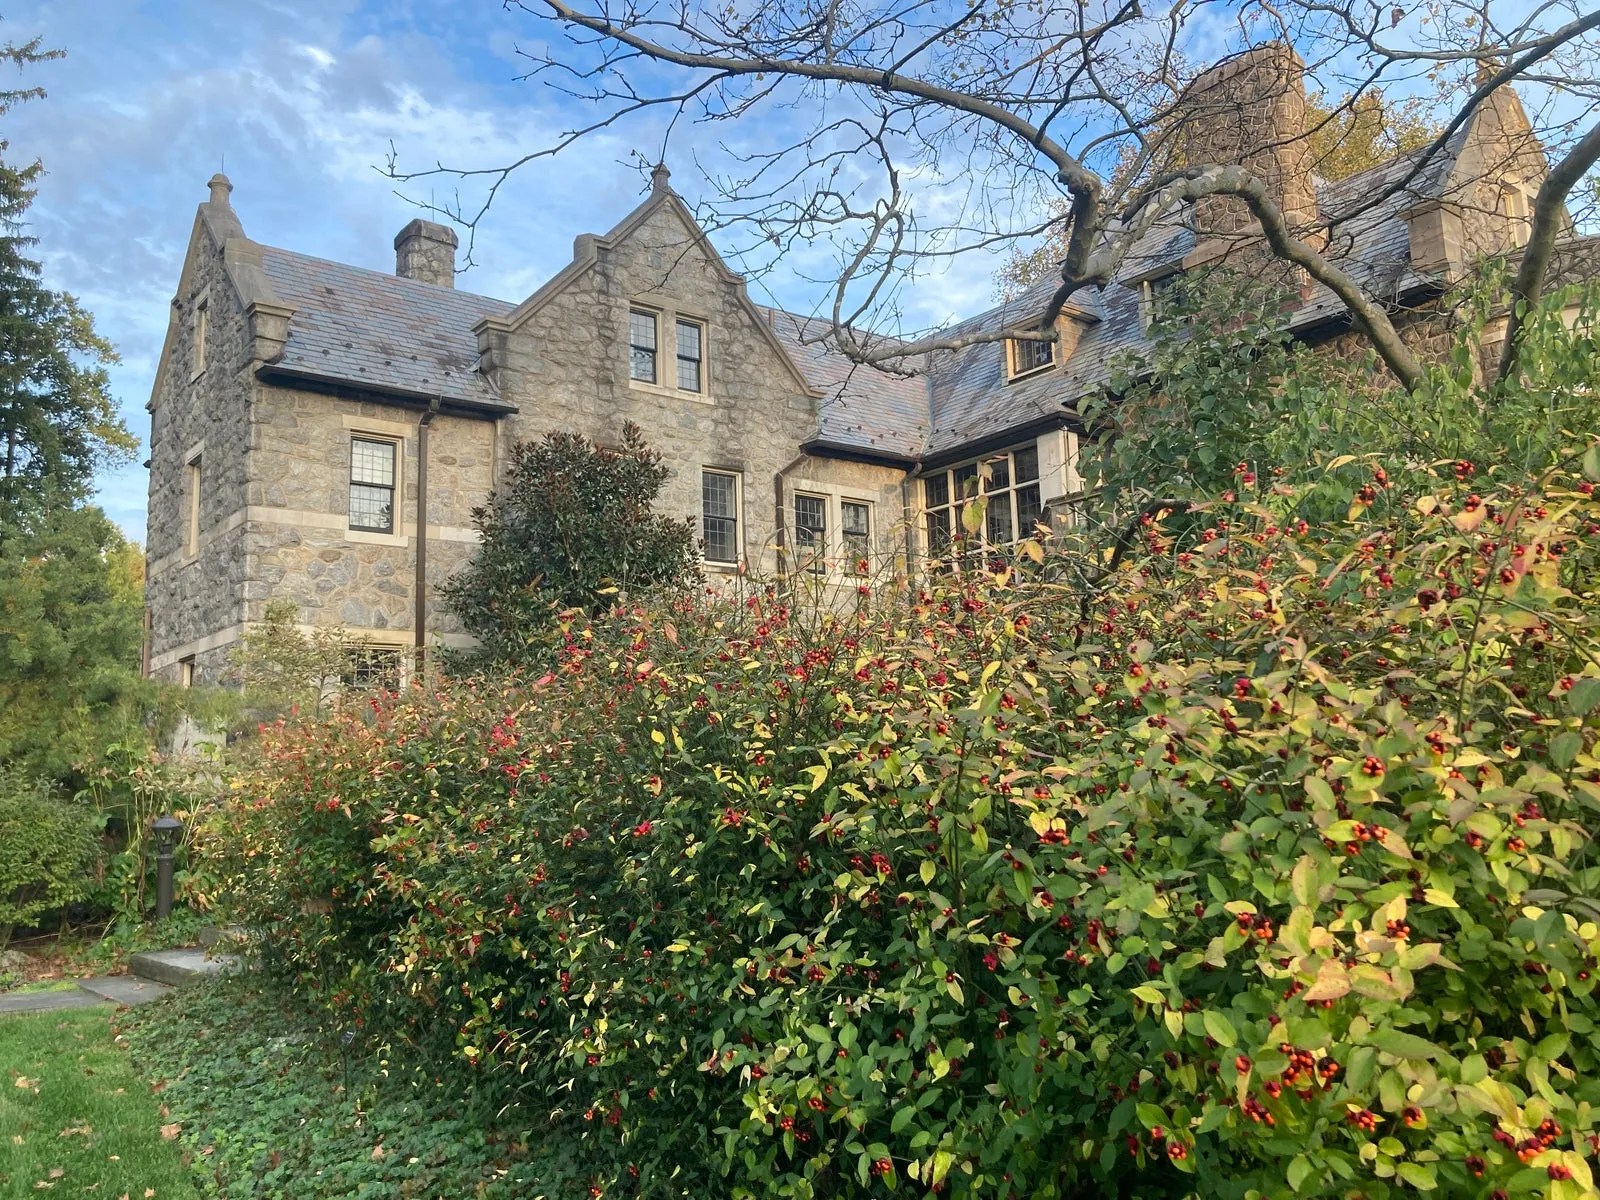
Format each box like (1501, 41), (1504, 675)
(244, 385), (496, 641)
(1178, 45), (1317, 239)
(145, 207), (256, 684)
(489, 194), (903, 579)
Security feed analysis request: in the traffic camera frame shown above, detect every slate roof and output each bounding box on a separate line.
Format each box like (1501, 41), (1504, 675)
(911, 138), (1470, 454)
(761, 307), (928, 460)
(257, 246), (515, 414)
(235, 115), (1550, 464)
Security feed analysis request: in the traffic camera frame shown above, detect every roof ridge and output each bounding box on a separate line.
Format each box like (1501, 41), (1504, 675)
(258, 242), (513, 307)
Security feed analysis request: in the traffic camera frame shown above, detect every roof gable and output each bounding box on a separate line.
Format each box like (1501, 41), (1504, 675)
(484, 179), (822, 401)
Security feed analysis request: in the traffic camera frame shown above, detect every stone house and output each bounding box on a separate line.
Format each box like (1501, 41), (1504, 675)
(143, 45), (1588, 685)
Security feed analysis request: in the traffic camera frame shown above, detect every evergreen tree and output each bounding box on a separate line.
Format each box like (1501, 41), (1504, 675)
(443, 422), (701, 671)
(0, 36), (133, 531)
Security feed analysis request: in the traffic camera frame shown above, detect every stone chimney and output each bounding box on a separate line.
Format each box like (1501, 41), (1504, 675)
(207, 172), (233, 207)
(393, 219), (458, 288)
(1178, 44), (1317, 239)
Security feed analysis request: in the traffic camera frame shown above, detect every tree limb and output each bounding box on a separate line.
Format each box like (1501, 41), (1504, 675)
(1497, 117), (1600, 383)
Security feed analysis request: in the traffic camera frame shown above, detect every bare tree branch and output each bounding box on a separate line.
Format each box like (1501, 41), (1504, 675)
(1498, 118), (1600, 382)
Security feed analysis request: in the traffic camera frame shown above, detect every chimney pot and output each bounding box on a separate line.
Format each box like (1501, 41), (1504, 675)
(207, 173), (233, 207)
(394, 218), (459, 288)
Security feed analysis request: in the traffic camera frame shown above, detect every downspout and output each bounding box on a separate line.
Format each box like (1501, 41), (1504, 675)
(414, 397), (441, 682)
(773, 451), (808, 587)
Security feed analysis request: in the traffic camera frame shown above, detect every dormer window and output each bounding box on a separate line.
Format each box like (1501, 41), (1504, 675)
(1141, 271), (1185, 330)
(1005, 334), (1056, 381)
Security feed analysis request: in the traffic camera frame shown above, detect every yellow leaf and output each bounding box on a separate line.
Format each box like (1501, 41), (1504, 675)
(1304, 959), (1351, 1001)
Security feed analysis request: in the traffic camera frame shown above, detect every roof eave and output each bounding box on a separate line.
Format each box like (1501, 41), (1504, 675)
(255, 363), (517, 420)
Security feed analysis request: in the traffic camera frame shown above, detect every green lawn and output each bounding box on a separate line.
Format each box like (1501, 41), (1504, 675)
(0, 1007), (197, 1199)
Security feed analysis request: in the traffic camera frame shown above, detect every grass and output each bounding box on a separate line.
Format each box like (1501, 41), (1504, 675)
(0, 1007), (198, 1199)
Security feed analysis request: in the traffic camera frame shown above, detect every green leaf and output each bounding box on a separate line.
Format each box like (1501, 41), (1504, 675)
(1396, 1162), (1437, 1190)
(1370, 1030), (1439, 1061)
(1569, 677), (1600, 716)
(1553, 731), (1583, 770)
(1201, 1010), (1237, 1047)
(1287, 1155), (1313, 1192)
(1584, 444), (1600, 482)
(890, 1106), (914, 1134)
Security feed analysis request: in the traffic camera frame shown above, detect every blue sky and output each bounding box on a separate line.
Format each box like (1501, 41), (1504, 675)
(8, 0), (1009, 543)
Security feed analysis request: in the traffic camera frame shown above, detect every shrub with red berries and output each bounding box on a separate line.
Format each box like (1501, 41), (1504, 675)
(206, 416), (1600, 1198)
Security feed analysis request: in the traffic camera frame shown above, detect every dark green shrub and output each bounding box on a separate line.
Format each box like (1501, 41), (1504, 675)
(442, 421), (701, 670)
(0, 771), (98, 948)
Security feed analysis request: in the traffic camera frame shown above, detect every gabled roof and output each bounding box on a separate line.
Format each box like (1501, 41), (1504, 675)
(167, 82), (1573, 470)
(257, 247), (515, 413)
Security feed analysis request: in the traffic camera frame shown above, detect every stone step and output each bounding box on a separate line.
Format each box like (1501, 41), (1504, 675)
(126, 948), (240, 988)
(77, 975), (174, 1006)
(0, 986), (108, 1014)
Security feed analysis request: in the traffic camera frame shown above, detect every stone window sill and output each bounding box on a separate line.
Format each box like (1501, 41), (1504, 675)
(628, 377), (715, 406)
(347, 528), (409, 547)
(704, 560), (743, 575)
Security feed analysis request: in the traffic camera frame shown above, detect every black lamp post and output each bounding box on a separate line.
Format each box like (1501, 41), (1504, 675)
(151, 814), (184, 920)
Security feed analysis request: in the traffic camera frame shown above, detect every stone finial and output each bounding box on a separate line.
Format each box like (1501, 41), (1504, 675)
(393, 218), (459, 288)
(651, 162), (672, 194)
(207, 173), (233, 207)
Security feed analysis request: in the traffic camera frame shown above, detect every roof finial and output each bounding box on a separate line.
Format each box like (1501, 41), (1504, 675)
(207, 172), (233, 208)
(650, 161), (671, 194)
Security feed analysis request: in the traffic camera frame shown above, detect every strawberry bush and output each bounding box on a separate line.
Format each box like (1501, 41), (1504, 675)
(208, 442), (1600, 1199)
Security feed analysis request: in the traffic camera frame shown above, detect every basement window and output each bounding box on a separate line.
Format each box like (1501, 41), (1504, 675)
(344, 645), (403, 691)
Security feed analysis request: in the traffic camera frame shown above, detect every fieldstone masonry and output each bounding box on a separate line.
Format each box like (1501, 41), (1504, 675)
(143, 49), (1577, 687)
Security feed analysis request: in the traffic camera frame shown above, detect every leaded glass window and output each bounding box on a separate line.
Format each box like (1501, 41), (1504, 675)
(349, 437), (396, 534)
(702, 470), (739, 564)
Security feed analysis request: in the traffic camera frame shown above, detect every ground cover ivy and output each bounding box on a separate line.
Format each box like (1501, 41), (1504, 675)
(118, 973), (611, 1197)
(207, 442), (1600, 1199)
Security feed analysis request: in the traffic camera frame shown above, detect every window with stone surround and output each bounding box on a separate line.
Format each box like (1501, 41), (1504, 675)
(842, 500), (871, 575)
(179, 656), (195, 689)
(629, 309), (658, 383)
(184, 454), (202, 558)
(349, 437), (397, 534)
(794, 493), (826, 574)
(701, 469), (740, 565)
(676, 319), (704, 392)
(922, 444), (1043, 556)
